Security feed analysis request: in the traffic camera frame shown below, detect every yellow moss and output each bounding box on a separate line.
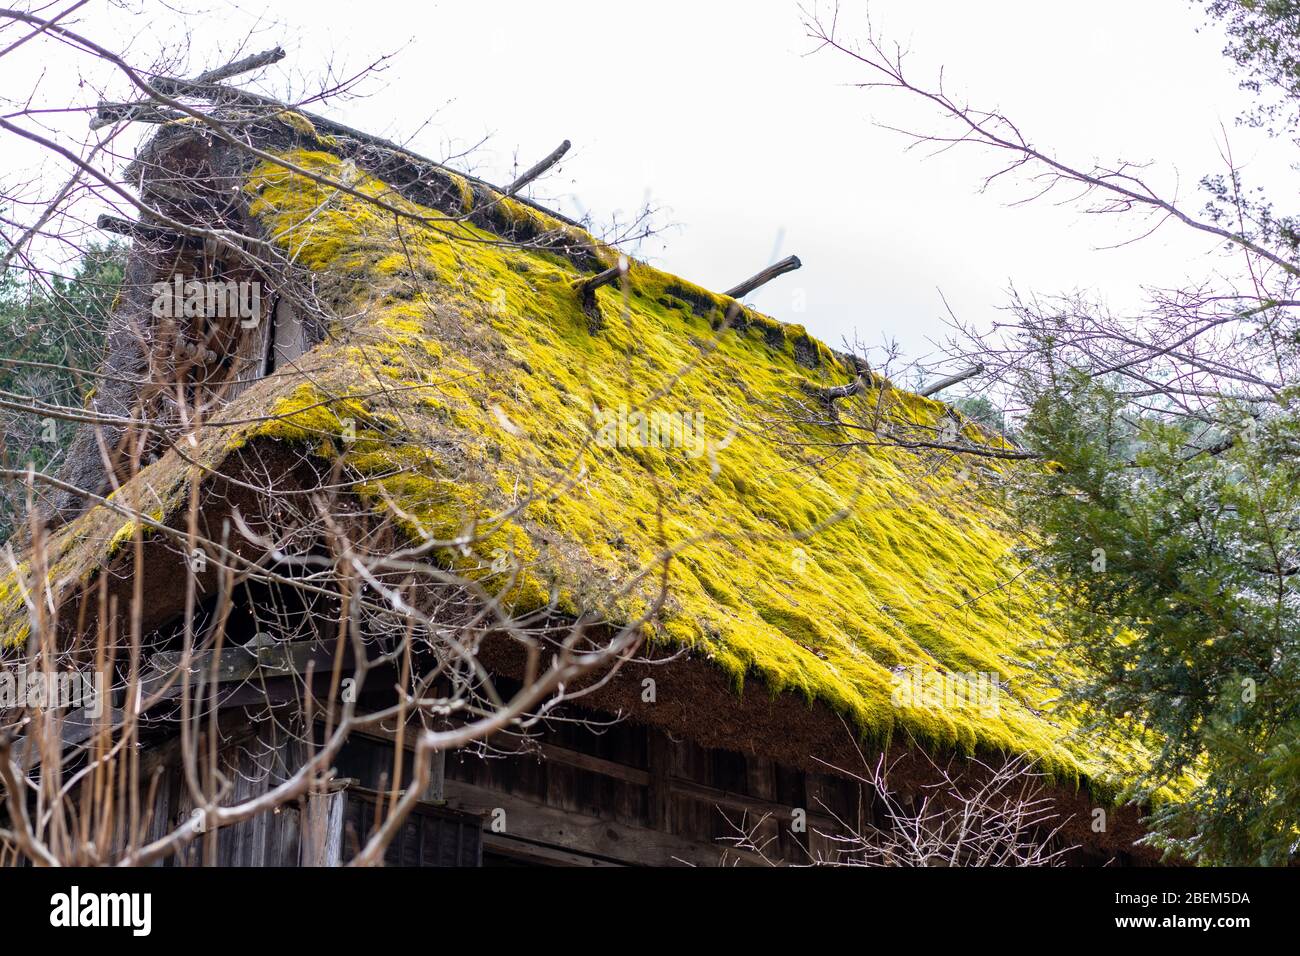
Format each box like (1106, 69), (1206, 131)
(447, 172), (475, 212)
(0, 570), (30, 648)
(1, 437), (201, 650)
(496, 195), (560, 234)
(106, 521), (137, 556)
(273, 110), (338, 146)
(230, 147), (1162, 789)
(105, 508), (165, 558)
(0, 144), (1161, 799)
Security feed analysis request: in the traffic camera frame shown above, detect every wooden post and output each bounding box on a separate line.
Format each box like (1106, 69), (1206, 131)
(804, 771), (834, 864)
(574, 256), (631, 327)
(302, 789), (345, 866)
(745, 754), (784, 862)
(574, 257), (629, 332)
(505, 140), (571, 197)
(424, 749), (446, 805)
(722, 255), (801, 299)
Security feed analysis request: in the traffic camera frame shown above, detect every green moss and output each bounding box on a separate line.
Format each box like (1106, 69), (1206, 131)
(273, 110), (339, 147)
(227, 146), (1166, 788)
(0, 144), (1162, 799)
(0, 435), (198, 651)
(105, 508), (165, 558)
(447, 172), (475, 213)
(0, 571), (30, 648)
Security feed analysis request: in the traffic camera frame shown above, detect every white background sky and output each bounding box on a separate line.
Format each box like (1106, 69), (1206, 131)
(5, 0), (1298, 377)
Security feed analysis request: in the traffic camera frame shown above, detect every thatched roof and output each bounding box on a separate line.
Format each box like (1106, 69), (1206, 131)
(0, 113), (1155, 794)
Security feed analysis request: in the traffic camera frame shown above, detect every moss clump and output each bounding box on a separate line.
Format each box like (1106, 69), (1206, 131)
(0, 570), (31, 648)
(272, 110), (339, 148)
(447, 172), (475, 213)
(105, 508), (166, 559)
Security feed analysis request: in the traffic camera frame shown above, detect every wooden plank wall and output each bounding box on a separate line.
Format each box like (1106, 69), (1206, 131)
(134, 715), (307, 867)
(343, 715), (866, 867)
(111, 706), (866, 867)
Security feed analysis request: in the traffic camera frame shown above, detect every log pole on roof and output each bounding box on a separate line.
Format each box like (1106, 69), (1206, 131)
(97, 214), (203, 248)
(92, 47), (288, 129)
(96, 62), (584, 229)
(723, 254), (802, 299)
(918, 364), (985, 398)
(183, 46), (287, 86)
(577, 256), (630, 299)
(575, 257), (630, 332)
(505, 140), (572, 197)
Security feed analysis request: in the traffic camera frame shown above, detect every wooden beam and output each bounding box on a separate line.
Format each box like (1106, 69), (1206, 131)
(919, 363), (985, 397)
(576, 257), (629, 299)
(89, 104), (186, 128)
(481, 831), (624, 867)
(538, 742), (650, 786)
(354, 719), (841, 830)
(504, 140), (571, 197)
(353, 720), (651, 787)
(144, 639), (343, 686)
(442, 777), (766, 867)
(169, 47), (287, 89)
(95, 214), (205, 248)
(669, 776), (838, 830)
(17, 641), (353, 763)
(97, 214), (203, 248)
(93, 47), (288, 129)
(722, 255), (801, 299)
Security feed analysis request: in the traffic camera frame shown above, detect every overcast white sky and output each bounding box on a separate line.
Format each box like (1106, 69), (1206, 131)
(6, 0), (1298, 373)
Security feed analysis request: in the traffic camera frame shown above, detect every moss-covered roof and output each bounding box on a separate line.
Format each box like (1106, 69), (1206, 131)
(0, 127), (1155, 793)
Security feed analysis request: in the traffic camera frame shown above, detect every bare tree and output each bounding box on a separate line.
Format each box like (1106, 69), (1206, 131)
(722, 744), (1076, 867)
(800, 2), (1296, 434)
(797, 2), (1300, 863)
(0, 2), (669, 867)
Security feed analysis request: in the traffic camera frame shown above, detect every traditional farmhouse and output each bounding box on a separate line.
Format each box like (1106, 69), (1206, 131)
(0, 105), (1159, 867)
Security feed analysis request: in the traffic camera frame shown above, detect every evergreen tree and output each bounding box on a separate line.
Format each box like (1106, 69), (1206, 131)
(0, 242), (124, 540)
(1017, 363), (1300, 864)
